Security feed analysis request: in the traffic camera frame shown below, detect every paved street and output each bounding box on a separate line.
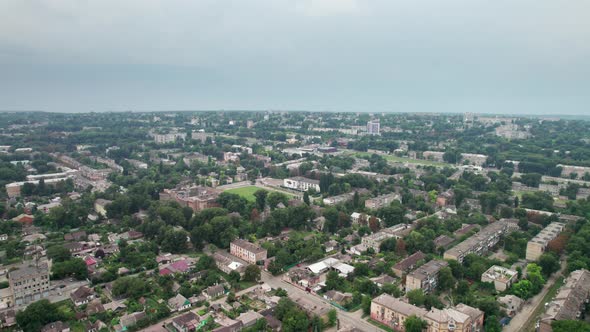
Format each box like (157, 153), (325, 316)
(504, 259), (567, 332)
(260, 271), (384, 332)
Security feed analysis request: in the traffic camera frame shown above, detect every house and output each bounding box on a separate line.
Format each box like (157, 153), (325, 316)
(237, 311), (264, 328)
(406, 260), (448, 293)
(0, 234), (8, 241)
(392, 251), (426, 278)
(70, 286), (95, 306)
(41, 321), (70, 332)
(168, 294), (191, 312)
(323, 290), (353, 306)
(324, 240), (339, 252)
(117, 312), (146, 331)
(481, 265), (518, 292)
(65, 231), (87, 242)
(63, 242), (85, 254)
(203, 285), (225, 299)
(498, 295), (523, 317)
(86, 299), (106, 315)
(212, 318), (243, 332)
(371, 275), (396, 288)
(172, 312), (201, 332)
(160, 259), (191, 276)
(285, 268), (321, 289)
(94, 199), (112, 217)
(12, 213), (35, 225)
(0, 310), (16, 328)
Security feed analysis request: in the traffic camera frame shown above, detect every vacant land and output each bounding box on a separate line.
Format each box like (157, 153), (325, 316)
(355, 152), (450, 167)
(225, 185), (260, 202)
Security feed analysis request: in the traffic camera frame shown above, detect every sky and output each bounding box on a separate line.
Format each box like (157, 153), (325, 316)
(0, 0), (589, 114)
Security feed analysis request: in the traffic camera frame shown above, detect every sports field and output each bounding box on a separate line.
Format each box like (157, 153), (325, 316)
(224, 186), (260, 202)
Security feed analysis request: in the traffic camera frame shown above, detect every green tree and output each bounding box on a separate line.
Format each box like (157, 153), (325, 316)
(552, 320), (590, 332)
(244, 265), (261, 282)
(404, 315), (428, 332)
(437, 267), (456, 291)
(46, 245), (71, 262)
(327, 309), (337, 327)
(407, 289), (425, 306)
(16, 299), (65, 332)
(303, 191), (310, 205)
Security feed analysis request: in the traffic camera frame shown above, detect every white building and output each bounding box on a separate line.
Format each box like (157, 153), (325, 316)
(283, 177), (320, 192)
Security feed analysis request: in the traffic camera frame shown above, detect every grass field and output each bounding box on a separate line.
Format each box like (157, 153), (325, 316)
(225, 186), (260, 202)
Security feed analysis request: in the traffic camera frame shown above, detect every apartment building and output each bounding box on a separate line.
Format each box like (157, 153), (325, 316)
(370, 294), (428, 331)
(230, 239), (267, 264)
(526, 222), (566, 261)
(153, 132), (187, 144)
(393, 251), (426, 277)
(481, 265), (518, 292)
(367, 119), (380, 135)
(365, 193), (401, 210)
(8, 262), (51, 306)
(444, 220), (517, 263)
(371, 294), (484, 332)
(159, 185), (220, 212)
(422, 151), (445, 162)
(283, 177), (320, 192)
(539, 269), (590, 332)
(406, 260), (448, 293)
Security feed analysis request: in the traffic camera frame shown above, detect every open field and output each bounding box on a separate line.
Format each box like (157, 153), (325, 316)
(224, 185), (260, 202)
(355, 152), (451, 167)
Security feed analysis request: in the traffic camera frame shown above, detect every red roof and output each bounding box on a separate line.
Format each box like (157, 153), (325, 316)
(85, 257), (97, 266)
(159, 268), (172, 276)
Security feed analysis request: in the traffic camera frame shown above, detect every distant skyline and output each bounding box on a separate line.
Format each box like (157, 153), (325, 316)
(1, 1), (589, 114)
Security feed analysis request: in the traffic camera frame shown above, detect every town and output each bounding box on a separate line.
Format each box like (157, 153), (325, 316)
(0, 111), (590, 332)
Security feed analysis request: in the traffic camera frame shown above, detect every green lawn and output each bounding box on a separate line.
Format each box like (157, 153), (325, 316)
(224, 186), (261, 202)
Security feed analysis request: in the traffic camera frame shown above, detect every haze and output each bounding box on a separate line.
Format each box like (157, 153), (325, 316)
(1, 0), (589, 114)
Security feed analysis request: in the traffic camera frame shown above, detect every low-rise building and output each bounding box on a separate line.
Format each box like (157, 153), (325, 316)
(405, 260), (448, 293)
(539, 269), (590, 332)
(168, 294), (191, 312)
(371, 294), (484, 332)
(70, 286), (95, 306)
(160, 185), (220, 212)
(283, 177), (320, 192)
(526, 222), (566, 261)
(172, 312), (200, 332)
(481, 265), (518, 291)
(392, 251), (426, 278)
(444, 220), (517, 263)
(230, 239), (267, 264)
(498, 295), (523, 317)
(8, 262), (51, 306)
(365, 193), (401, 210)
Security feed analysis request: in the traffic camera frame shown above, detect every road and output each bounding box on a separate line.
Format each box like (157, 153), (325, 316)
(504, 259), (567, 332)
(260, 271), (384, 332)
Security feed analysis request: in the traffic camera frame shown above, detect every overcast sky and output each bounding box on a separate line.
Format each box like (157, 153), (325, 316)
(0, 0), (589, 114)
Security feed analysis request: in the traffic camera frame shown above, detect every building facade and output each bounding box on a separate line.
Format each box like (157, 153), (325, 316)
(8, 263), (51, 306)
(230, 239), (267, 264)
